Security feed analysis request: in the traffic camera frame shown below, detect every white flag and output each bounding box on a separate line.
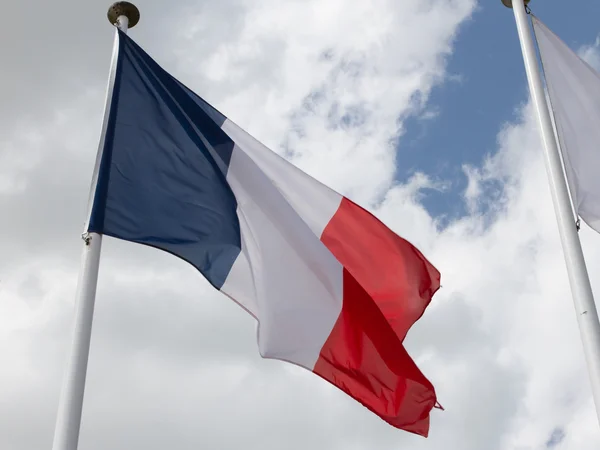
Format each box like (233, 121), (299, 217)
(533, 16), (600, 233)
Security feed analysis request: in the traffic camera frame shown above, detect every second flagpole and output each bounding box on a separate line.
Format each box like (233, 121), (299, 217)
(504, 0), (600, 426)
(50, 3), (139, 450)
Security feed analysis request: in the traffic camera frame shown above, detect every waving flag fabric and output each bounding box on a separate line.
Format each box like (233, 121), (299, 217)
(533, 16), (600, 233)
(88, 30), (441, 436)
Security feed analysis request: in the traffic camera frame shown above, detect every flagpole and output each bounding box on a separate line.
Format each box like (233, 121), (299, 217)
(51, 4), (139, 450)
(504, 0), (600, 425)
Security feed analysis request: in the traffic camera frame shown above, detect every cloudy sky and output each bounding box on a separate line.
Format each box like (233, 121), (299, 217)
(2, 0), (600, 449)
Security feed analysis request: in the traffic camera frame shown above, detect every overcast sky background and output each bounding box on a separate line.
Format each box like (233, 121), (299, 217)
(2, 0), (600, 449)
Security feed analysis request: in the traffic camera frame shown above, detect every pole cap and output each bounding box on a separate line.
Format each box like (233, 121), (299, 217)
(501, 0), (531, 7)
(107, 2), (140, 28)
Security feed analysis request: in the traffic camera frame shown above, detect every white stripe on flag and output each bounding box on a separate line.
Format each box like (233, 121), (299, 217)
(220, 119), (344, 369)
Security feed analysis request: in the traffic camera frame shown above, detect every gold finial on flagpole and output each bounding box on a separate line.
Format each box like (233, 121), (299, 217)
(501, 0), (531, 8)
(107, 1), (140, 28)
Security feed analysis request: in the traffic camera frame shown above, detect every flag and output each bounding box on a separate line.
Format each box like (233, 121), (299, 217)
(88, 30), (441, 436)
(533, 16), (600, 233)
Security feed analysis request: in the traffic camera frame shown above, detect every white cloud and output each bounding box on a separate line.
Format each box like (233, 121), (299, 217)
(578, 36), (600, 70)
(171, 0), (475, 204)
(4, 1), (600, 450)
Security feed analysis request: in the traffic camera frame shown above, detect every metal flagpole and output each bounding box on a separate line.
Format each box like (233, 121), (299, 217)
(503, 0), (600, 425)
(51, 3), (140, 450)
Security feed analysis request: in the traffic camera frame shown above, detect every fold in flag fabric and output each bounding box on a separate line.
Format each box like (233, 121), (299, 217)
(88, 30), (441, 436)
(533, 16), (600, 233)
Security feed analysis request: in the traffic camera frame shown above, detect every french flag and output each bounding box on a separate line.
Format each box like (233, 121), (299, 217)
(88, 30), (441, 436)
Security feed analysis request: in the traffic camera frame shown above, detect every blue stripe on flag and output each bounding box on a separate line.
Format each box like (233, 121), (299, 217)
(88, 30), (241, 289)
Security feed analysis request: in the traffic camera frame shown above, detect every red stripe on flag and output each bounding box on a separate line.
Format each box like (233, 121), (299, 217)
(315, 197), (440, 436)
(321, 197), (440, 341)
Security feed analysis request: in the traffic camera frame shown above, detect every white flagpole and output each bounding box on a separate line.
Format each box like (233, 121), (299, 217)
(51, 3), (139, 450)
(504, 0), (600, 425)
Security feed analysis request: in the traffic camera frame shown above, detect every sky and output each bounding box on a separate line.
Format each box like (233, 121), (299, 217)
(2, 0), (600, 449)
